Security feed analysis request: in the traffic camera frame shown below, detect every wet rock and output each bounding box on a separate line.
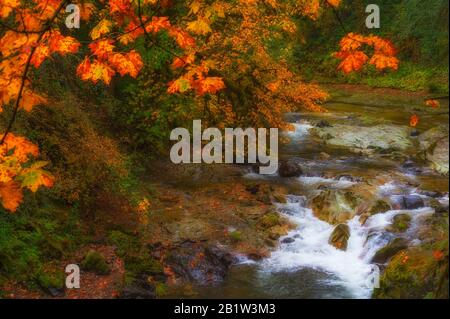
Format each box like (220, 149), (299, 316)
(359, 200), (392, 225)
(121, 276), (156, 299)
(48, 287), (65, 298)
(272, 193), (287, 204)
(311, 190), (361, 224)
(372, 238), (408, 264)
(388, 214), (412, 233)
(420, 190), (443, 198)
(279, 159), (303, 177)
(281, 237), (295, 244)
(401, 160), (416, 169)
(429, 198), (449, 214)
(391, 195), (425, 210)
(164, 242), (235, 286)
(368, 199), (392, 215)
(418, 126), (449, 151)
(427, 137), (449, 175)
(315, 120), (332, 128)
(319, 152), (331, 160)
(373, 244), (449, 299)
(311, 124), (414, 153)
(328, 224), (350, 251)
(410, 129), (420, 137)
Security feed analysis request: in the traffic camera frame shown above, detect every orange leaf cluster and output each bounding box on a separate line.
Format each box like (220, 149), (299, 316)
(168, 63), (226, 96)
(425, 99), (440, 109)
(334, 33), (399, 74)
(0, 133), (54, 212)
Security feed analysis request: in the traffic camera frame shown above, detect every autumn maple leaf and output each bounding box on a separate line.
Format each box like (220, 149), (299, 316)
(335, 51), (368, 74)
(425, 99), (440, 109)
(0, 180), (23, 212)
(410, 114), (419, 127)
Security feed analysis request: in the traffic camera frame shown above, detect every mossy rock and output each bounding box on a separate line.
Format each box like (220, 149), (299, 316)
(369, 200), (392, 215)
(258, 212), (281, 229)
(228, 230), (242, 243)
(328, 224), (350, 251)
(37, 269), (65, 290)
(373, 244), (449, 299)
(372, 238), (408, 264)
(388, 214), (412, 233)
(311, 190), (361, 224)
(81, 250), (111, 275)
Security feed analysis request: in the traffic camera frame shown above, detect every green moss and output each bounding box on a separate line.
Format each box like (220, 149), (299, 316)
(258, 213), (281, 229)
(107, 230), (163, 283)
(155, 282), (168, 298)
(81, 250), (111, 275)
(36, 269), (65, 289)
(389, 214), (412, 233)
(229, 230), (242, 243)
(374, 243), (449, 299)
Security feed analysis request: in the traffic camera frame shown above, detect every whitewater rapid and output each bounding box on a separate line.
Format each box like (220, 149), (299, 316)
(254, 121), (441, 299)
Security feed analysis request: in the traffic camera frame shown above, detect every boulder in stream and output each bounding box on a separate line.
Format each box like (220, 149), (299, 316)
(311, 124), (414, 154)
(427, 137), (449, 175)
(387, 214), (412, 233)
(311, 189), (361, 224)
(328, 224), (350, 251)
(278, 159), (303, 177)
(164, 242), (235, 285)
(391, 195), (425, 210)
(418, 126), (449, 175)
(372, 238), (408, 264)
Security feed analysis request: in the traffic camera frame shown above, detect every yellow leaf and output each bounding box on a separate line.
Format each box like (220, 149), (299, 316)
(90, 19), (112, 40)
(187, 17), (212, 36)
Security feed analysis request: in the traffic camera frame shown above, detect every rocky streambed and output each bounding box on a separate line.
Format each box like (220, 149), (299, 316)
(166, 87), (448, 299)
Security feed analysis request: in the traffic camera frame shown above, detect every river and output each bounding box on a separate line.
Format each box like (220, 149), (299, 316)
(174, 94), (449, 299)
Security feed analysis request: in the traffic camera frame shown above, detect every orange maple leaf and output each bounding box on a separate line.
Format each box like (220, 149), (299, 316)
(410, 114), (419, 127)
(0, 180), (23, 212)
(433, 250), (445, 261)
(425, 99), (440, 109)
(335, 51), (368, 74)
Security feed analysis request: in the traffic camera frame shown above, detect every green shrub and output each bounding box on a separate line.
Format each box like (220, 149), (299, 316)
(81, 250), (111, 275)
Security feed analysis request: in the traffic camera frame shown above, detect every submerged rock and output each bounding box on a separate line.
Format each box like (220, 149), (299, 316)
(372, 238), (408, 264)
(328, 224), (350, 251)
(279, 159), (303, 177)
(281, 237), (296, 244)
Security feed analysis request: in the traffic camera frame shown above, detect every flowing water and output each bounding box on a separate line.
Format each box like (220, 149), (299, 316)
(188, 99), (449, 299)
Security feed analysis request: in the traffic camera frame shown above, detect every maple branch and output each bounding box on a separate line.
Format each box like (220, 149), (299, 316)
(135, 0), (187, 64)
(0, 21), (41, 34)
(1, 0), (70, 145)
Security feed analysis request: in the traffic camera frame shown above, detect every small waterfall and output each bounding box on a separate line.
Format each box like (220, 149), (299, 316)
(260, 193), (435, 299)
(252, 120), (441, 299)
